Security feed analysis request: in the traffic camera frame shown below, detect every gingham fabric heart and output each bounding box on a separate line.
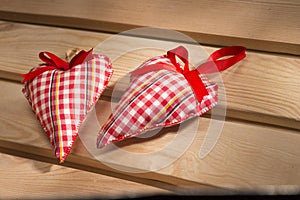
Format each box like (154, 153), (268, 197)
(97, 69), (217, 148)
(22, 50), (113, 162)
(97, 46), (246, 148)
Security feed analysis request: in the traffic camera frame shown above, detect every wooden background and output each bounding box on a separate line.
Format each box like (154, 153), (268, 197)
(0, 0), (299, 198)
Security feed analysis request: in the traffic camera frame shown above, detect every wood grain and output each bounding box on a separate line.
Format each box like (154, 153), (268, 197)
(0, 21), (299, 130)
(0, 0), (299, 55)
(0, 153), (171, 199)
(1, 1), (299, 196)
(1, 79), (300, 191)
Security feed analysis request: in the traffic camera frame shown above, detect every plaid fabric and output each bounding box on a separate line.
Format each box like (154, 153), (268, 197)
(97, 56), (217, 148)
(23, 54), (113, 162)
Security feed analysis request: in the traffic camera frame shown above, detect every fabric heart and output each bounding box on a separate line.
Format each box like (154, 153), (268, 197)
(22, 49), (113, 162)
(97, 46), (246, 148)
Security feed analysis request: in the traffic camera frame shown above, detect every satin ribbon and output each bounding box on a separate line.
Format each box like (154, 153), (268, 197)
(132, 45), (246, 103)
(21, 48), (93, 83)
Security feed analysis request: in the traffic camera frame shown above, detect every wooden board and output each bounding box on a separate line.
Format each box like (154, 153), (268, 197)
(1, 79), (300, 191)
(0, 0), (299, 55)
(0, 1), (300, 196)
(0, 153), (171, 199)
(0, 21), (299, 130)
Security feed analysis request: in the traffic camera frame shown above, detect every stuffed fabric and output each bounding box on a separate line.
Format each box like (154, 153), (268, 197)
(22, 49), (113, 162)
(97, 46), (246, 148)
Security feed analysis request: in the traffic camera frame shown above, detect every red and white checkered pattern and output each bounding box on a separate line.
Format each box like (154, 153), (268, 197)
(23, 54), (113, 162)
(97, 57), (217, 148)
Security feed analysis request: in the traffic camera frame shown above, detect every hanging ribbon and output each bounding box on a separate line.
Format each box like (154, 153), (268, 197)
(197, 46), (246, 74)
(21, 48), (93, 83)
(132, 45), (246, 103)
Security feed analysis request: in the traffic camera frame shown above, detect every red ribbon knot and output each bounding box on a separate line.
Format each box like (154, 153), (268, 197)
(21, 48), (93, 83)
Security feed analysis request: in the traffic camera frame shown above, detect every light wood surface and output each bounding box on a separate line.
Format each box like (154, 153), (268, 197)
(0, 153), (171, 199)
(0, 21), (299, 130)
(0, 0), (299, 55)
(1, 79), (300, 191)
(0, 1), (299, 194)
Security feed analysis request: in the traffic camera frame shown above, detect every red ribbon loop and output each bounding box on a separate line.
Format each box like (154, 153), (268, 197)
(132, 46), (246, 103)
(21, 48), (93, 83)
(197, 46), (246, 74)
(167, 45), (189, 73)
(39, 52), (69, 70)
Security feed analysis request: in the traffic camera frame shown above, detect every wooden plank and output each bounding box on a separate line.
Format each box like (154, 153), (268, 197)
(0, 0), (299, 55)
(0, 21), (299, 130)
(1, 79), (300, 190)
(0, 153), (171, 199)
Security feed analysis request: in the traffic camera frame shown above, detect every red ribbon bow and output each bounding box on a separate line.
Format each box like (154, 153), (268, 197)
(21, 49), (93, 83)
(132, 46), (246, 103)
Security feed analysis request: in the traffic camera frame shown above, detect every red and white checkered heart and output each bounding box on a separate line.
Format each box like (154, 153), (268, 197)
(96, 68), (218, 149)
(97, 45), (246, 149)
(23, 54), (113, 162)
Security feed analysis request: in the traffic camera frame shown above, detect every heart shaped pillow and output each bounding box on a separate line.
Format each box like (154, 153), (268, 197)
(22, 49), (113, 162)
(97, 46), (246, 148)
